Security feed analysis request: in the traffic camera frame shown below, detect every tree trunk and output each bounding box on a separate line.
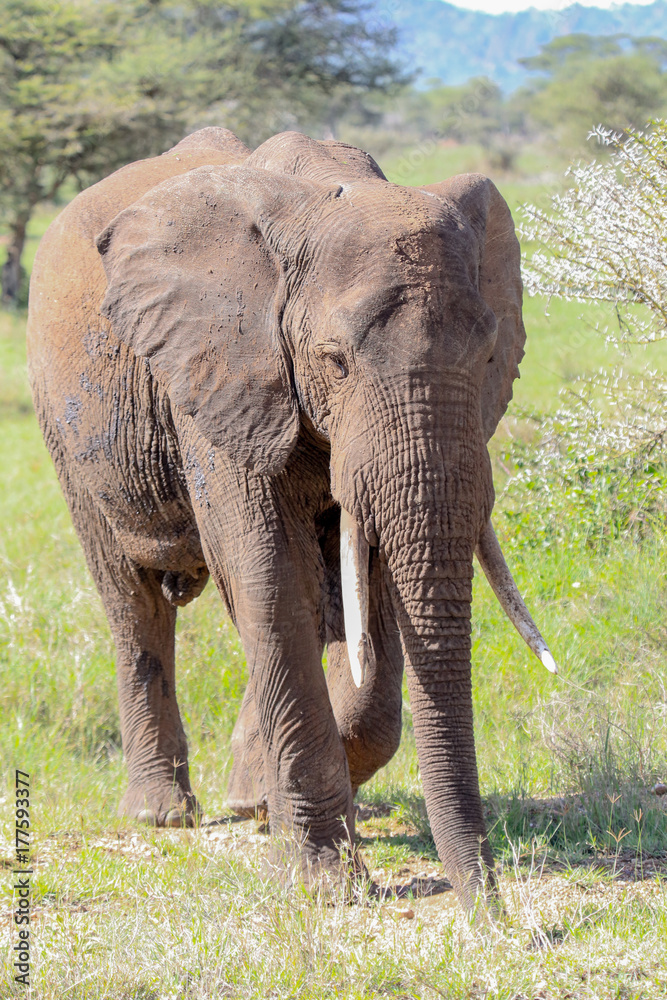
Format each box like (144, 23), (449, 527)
(1, 214), (29, 307)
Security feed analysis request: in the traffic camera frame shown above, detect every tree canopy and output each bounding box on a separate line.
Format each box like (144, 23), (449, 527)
(517, 34), (667, 148)
(0, 0), (403, 303)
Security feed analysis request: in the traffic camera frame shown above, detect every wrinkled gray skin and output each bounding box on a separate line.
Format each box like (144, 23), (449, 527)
(27, 128), (525, 911)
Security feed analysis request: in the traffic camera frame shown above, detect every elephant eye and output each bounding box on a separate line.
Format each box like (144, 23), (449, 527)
(317, 343), (349, 379)
(328, 354), (349, 379)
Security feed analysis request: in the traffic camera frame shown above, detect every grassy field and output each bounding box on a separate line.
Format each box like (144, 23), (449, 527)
(1, 148), (666, 997)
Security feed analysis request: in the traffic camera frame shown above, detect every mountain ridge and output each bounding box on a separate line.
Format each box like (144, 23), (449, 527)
(382, 0), (667, 89)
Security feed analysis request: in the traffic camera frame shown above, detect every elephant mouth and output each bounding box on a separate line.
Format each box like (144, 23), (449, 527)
(339, 507), (557, 687)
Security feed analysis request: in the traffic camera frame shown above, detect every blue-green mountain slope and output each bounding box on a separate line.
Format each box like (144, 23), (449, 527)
(382, 0), (667, 89)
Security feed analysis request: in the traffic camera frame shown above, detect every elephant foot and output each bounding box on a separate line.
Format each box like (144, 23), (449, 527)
(226, 800), (268, 822)
(266, 830), (366, 899)
(267, 841), (341, 893)
(119, 783), (202, 828)
(299, 847), (373, 903)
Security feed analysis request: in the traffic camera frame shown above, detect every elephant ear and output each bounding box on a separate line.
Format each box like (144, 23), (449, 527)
(96, 165), (314, 475)
(423, 174), (526, 442)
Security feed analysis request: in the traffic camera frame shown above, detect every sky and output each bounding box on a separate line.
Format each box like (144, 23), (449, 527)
(448, 0), (656, 12)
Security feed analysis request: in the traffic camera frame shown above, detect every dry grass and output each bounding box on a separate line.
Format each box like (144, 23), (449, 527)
(2, 807), (667, 998)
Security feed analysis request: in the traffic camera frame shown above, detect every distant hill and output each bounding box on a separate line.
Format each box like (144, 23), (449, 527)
(382, 0), (667, 90)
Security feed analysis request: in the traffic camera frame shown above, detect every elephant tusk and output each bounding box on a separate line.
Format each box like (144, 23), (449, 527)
(475, 520), (558, 674)
(340, 507), (370, 688)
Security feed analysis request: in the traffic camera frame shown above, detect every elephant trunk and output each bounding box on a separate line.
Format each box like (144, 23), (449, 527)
(367, 385), (496, 908)
(334, 379), (553, 908)
(390, 538), (495, 908)
(390, 508), (494, 907)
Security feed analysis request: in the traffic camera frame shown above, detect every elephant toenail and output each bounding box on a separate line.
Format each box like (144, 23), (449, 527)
(136, 809), (158, 826)
(164, 808), (191, 828)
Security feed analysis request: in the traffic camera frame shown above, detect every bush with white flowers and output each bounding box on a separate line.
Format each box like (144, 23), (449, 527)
(501, 123), (667, 551)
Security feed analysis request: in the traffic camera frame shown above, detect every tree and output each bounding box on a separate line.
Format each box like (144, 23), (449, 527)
(333, 75), (527, 176)
(0, 0), (401, 305)
(418, 78), (526, 170)
(516, 34), (667, 151)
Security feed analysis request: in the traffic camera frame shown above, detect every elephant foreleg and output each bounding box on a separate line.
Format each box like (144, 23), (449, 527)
(223, 550), (354, 873)
(226, 521), (405, 816)
(181, 436), (354, 878)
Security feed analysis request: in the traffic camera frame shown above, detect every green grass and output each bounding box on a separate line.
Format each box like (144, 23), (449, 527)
(1, 163), (667, 995)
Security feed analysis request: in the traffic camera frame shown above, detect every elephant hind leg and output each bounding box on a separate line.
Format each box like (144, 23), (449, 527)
(64, 481), (200, 827)
(226, 680), (267, 819)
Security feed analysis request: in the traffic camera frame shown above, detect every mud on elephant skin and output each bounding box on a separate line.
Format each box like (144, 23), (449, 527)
(27, 127), (556, 911)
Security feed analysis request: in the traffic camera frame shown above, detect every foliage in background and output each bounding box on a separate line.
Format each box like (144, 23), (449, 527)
(0, 0), (402, 304)
(504, 123), (667, 551)
(339, 76), (520, 163)
(337, 31), (667, 179)
(517, 35), (667, 150)
(500, 373), (667, 550)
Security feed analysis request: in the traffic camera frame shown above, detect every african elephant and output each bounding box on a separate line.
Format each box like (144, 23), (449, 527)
(27, 127), (555, 912)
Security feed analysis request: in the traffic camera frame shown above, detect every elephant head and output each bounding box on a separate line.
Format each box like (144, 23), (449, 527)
(95, 132), (555, 909)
